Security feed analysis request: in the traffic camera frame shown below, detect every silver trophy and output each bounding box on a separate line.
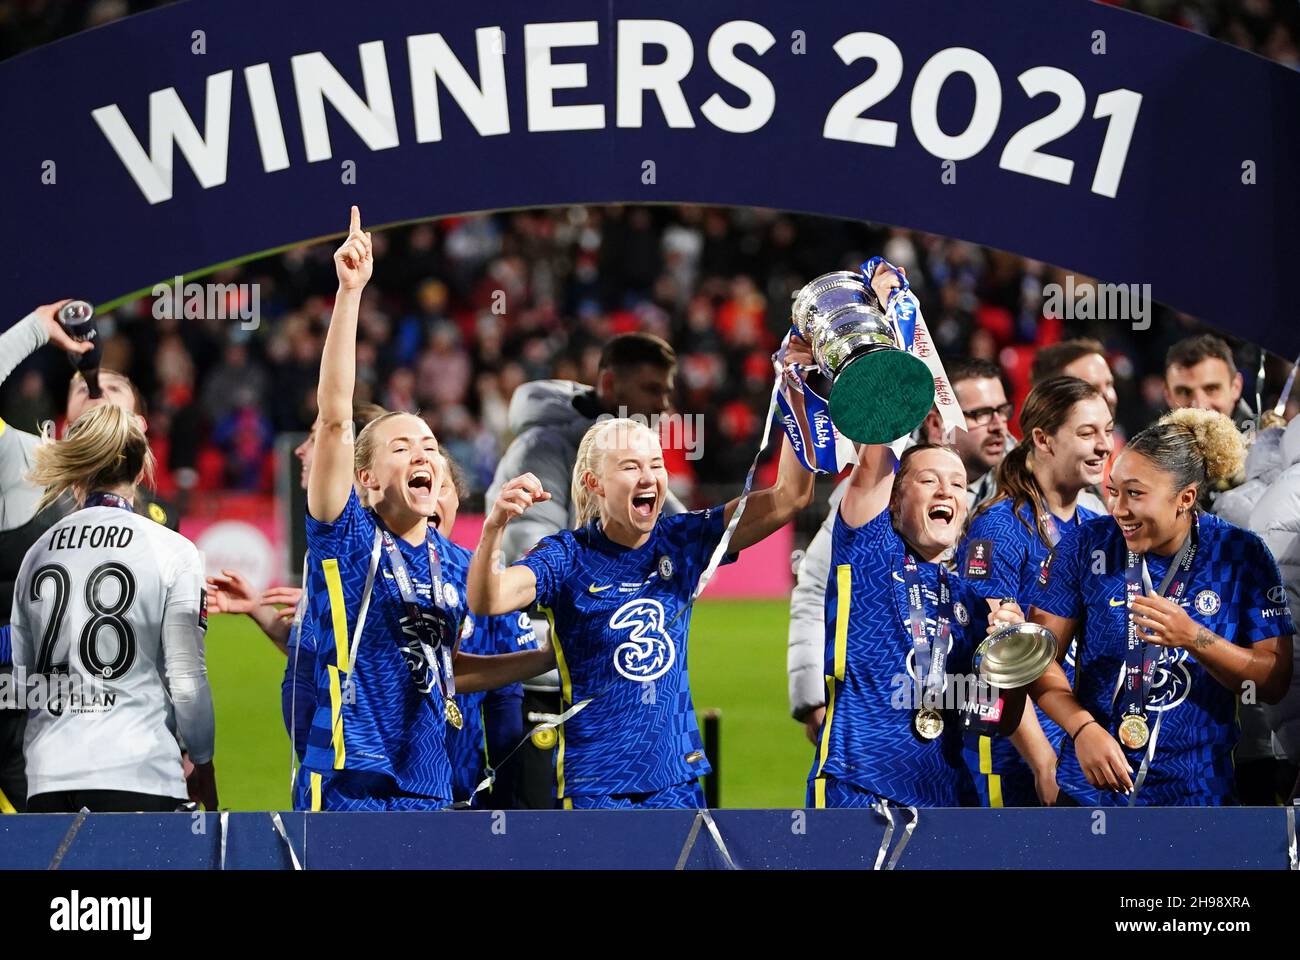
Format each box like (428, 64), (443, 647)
(791, 271), (934, 444)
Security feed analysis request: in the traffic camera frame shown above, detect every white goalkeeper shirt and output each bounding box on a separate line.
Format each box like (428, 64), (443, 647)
(9, 498), (214, 799)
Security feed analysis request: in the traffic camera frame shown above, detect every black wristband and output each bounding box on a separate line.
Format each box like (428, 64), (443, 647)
(1071, 718), (1099, 741)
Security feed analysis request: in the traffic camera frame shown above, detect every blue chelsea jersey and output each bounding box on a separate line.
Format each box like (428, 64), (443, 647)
(1029, 511), (1295, 806)
(517, 507), (730, 798)
(814, 508), (984, 808)
(958, 499), (1099, 776)
(302, 490), (466, 801)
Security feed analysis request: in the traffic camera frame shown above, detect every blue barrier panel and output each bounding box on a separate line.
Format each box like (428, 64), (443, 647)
(0, 809), (1293, 870)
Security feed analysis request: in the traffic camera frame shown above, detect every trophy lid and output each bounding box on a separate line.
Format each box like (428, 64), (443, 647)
(828, 348), (934, 444)
(978, 622), (1058, 689)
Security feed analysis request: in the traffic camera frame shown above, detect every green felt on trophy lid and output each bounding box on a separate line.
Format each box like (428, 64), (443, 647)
(828, 350), (934, 444)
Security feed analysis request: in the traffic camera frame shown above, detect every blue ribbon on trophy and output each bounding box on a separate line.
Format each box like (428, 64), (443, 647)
(860, 257), (967, 455)
(774, 327), (858, 475)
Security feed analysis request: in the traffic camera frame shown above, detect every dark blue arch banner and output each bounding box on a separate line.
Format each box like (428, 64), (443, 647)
(1, 0), (1297, 353)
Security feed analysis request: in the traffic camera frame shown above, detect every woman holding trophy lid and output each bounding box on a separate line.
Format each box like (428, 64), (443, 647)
(957, 376), (1114, 807)
(807, 265), (1031, 810)
(1027, 409), (1294, 806)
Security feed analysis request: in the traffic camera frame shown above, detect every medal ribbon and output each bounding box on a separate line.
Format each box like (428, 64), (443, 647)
(1042, 511), (1061, 548)
(1120, 514), (1198, 724)
(376, 524), (457, 707)
(900, 553), (953, 712)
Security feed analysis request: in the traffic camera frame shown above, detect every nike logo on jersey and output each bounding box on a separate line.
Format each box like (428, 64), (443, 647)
(588, 583), (613, 593)
(1109, 598), (1125, 606)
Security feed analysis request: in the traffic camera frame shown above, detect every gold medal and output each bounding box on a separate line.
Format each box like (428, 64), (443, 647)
(530, 727), (557, 750)
(913, 708), (944, 741)
(444, 697), (464, 730)
(1118, 714), (1149, 750)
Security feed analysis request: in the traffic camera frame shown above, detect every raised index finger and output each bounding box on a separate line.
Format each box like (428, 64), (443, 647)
(349, 205), (361, 235)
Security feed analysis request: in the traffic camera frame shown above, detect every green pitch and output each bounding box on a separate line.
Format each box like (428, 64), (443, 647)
(205, 598), (813, 810)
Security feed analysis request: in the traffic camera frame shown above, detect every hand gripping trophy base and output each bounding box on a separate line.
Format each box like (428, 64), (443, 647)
(829, 347), (935, 445)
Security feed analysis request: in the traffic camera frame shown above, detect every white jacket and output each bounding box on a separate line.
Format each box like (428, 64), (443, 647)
(1245, 416), (1300, 762)
(1212, 426), (1286, 528)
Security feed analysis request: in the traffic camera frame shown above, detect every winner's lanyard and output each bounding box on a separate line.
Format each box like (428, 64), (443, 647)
(1041, 511), (1062, 548)
(83, 492), (133, 512)
(1120, 514), (1198, 723)
(1113, 514), (1199, 804)
(900, 552), (953, 709)
(374, 522), (460, 726)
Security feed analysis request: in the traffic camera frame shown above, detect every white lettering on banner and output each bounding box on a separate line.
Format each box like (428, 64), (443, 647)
(408, 27), (511, 142)
(92, 71), (233, 205)
(91, 21), (1144, 205)
(617, 19), (696, 128)
(525, 21), (606, 133)
(292, 41), (399, 162)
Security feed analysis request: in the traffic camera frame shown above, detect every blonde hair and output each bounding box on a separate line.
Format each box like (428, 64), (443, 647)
(571, 418), (660, 527)
(1126, 407), (1245, 494)
(27, 404), (154, 512)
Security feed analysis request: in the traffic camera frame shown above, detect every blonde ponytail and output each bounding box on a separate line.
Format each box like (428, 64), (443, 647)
(1126, 407), (1245, 496)
(27, 404), (154, 512)
(1160, 408), (1246, 485)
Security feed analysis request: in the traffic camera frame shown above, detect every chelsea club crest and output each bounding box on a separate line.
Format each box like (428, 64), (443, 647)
(1194, 590), (1221, 616)
(953, 601), (970, 626)
(658, 555), (674, 580)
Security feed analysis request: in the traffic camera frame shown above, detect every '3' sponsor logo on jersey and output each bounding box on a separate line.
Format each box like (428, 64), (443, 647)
(609, 598), (675, 683)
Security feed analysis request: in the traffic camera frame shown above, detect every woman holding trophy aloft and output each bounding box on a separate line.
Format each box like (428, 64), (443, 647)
(1027, 409), (1294, 806)
(789, 261), (1043, 810)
